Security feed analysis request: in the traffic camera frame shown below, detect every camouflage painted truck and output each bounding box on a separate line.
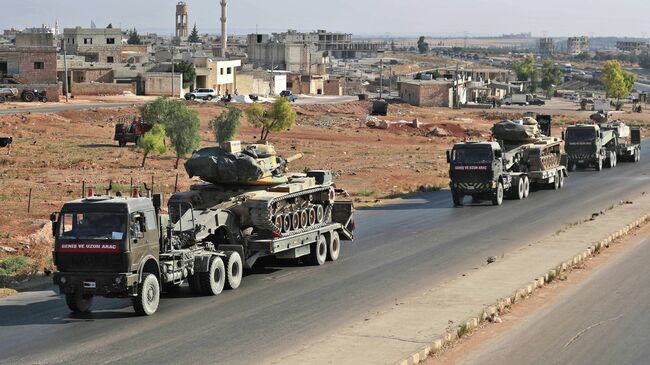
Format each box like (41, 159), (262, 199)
(50, 141), (354, 315)
(564, 113), (641, 171)
(446, 117), (568, 206)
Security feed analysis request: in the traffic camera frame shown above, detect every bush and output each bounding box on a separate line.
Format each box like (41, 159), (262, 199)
(0, 256), (31, 277)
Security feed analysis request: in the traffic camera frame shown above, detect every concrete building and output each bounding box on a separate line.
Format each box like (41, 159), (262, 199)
(538, 38), (554, 57)
(398, 79), (467, 108)
(437, 67), (512, 83)
(193, 56), (241, 94)
(567, 36), (589, 56)
(63, 26), (123, 63)
(143, 72), (183, 97)
(0, 33), (59, 101)
(616, 40), (649, 53)
(175, 1), (189, 39)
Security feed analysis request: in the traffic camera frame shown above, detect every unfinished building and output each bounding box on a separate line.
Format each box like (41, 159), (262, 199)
(567, 36), (589, 56)
(538, 38), (554, 57)
(0, 32), (59, 101)
(63, 26), (123, 63)
(616, 40), (649, 53)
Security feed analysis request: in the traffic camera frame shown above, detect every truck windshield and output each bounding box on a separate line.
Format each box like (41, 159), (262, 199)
(453, 148), (493, 163)
(59, 212), (126, 240)
(566, 129), (595, 142)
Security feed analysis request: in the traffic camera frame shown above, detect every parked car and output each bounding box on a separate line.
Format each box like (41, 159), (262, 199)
(184, 88), (217, 101)
(528, 98), (546, 106)
(280, 90), (298, 102)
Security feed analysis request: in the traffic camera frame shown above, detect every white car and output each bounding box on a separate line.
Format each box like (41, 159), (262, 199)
(185, 88), (217, 101)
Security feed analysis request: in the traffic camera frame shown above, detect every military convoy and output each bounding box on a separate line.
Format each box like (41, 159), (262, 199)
(51, 141), (354, 315)
(564, 113), (641, 171)
(448, 116), (568, 206)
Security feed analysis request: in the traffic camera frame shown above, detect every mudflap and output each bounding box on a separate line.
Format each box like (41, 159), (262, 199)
(332, 200), (354, 241)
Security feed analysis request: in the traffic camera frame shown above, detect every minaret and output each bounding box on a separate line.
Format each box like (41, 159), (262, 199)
(220, 0), (227, 57)
(176, 2), (189, 39)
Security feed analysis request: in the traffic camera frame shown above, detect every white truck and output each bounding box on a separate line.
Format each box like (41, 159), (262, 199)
(504, 94), (532, 106)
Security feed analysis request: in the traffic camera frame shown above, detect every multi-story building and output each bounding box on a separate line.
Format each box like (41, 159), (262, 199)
(616, 40), (649, 53)
(63, 26), (123, 63)
(567, 36), (589, 56)
(538, 38), (554, 57)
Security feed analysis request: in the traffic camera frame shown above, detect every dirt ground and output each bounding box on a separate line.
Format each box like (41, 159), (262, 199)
(0, 98), (648, 277)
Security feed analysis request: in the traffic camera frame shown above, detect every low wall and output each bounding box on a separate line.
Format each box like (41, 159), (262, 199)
(72, 82), (136, 96)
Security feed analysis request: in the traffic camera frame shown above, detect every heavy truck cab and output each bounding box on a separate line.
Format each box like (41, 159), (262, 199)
(447, 142), (507, 206)
(51, 195), (164, 315)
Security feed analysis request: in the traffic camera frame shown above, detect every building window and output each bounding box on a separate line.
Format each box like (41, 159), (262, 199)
(84, 38), (92, 45)
(106, 38), (115, 44)
(227, 67), (232, 74)
(34, 62), (44, 70)
(107, 56), (114, 63)
(220, 68), (224, 75)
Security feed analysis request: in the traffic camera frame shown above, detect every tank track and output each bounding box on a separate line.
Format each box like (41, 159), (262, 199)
(248, 185), (334, 238)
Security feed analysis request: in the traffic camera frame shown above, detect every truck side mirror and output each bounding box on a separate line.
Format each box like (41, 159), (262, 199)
(50, 212), (58, 237)
(446, 150), (451, 163)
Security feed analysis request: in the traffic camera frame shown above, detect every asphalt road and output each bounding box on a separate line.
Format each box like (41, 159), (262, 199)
(0, 102), (142, 115)
(1, 143), (649, 365)
(462, 235), (650, 365)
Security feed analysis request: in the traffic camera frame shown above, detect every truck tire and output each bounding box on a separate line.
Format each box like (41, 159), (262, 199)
(132, 273), (160, 316)
(309, 236), (327, 266)
(65, 292), (93, 313)
(552, 171), (560, 190)
(492, 182), (504, 206)
(199, 256), (225, 296)
(635, 148), (641, 162)
(224, 251), (243, 290)
(327, 232), (340, 261)
(595, 157), (603, 171)
(451, 189), (463, 206)
(558, 172), (564, 189)
(21, 91), (35, 102)
(511, 176), (524, 200)
(522, 176), (530, 198)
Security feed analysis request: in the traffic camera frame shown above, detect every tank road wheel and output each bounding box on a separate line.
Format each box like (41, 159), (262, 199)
(224, 251), (243, 290)
(308, 207), (316, 226)
(522, 176), (530, 198)
(199, 256), (225, 296)
(283, 214), (292, 233)
(309, 235), (328, 266)
(300, 209), (308, 228)
(133, 273), (160, 316)
(291, 212), (300, 230)
(274, 215), (284, 230)
(595, 157), (603, 171)
(492, 182), (504, 206)
(451, 189), (463, 206)
(315, 205), (324, 223)
(65, 291), (94, 313)
(327, 232), (341, 261)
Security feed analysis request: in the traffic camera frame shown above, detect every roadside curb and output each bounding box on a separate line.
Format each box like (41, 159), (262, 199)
(398, 212), (650, 365)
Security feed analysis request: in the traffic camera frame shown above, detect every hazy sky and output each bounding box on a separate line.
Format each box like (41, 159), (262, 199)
(3, 0), (650, 38)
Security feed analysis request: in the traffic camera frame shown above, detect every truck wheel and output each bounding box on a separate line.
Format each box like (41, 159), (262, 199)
(595, 157), (603, 171)
(133, 273), (160, 316)
(327, 232), (340, 261)
(492, 182), (504, 206)
(612, 153), (617, 167)
(636, 148), (641, 162)
(22, 91), (35, 102)
(451, 189), (464, 206)
(309, 236), (327, 266)
(512, 176), (524, 200)
(558, 172), (564, 189)
(224, 251), (243, 290)
(522, 176), (530, 198)
(65, 292), (93, 313)
(552, 172), (560, 190)
(199, 256), (225, 296)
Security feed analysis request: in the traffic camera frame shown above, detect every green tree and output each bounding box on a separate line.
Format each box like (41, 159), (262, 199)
(512, 55), (539, 92)
(540, 61), (562, 97)
(188, 24), (200, 43)
(127, 28), (142, 45)
(139, 97), (174, 126)
(245, 98), (297, 141)
(601, 60), (631, 100)
(210, 106), (241, 143)
(139, 124), (166, 167)
(174, 61), (196, 90)
(417, 36), (429, 54)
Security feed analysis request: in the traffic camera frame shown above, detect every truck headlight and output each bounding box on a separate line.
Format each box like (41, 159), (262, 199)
(59, 276), (67, 284)
(114, 276), (123, 284)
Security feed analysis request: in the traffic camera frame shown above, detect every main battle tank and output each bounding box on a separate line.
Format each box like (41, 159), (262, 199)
(170, 141), (337, 243)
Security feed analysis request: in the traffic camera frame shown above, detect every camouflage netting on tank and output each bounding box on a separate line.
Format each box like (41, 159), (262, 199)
(185, 147), (264, 184)
(492, 120), (540, 142)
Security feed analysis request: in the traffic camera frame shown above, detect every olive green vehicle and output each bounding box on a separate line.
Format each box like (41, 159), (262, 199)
(51, 141), (354, 316)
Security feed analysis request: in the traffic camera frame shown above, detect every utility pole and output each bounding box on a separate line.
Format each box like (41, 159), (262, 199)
(379, 58), (383, 100)
(171, 46), (175, 98)
(343, 58), (348, 96)
(62, 38), (69, 102)
(388, 66), (392, 98)
(270, 41), (275, 96)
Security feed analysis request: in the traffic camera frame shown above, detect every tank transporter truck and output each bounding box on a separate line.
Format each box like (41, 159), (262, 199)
(51, 142), (355, 315)
(447, 118), (568, 206)
(564, 113), (641, 171)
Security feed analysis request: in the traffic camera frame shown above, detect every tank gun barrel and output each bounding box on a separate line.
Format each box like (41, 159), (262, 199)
(285, 153), (304, 163)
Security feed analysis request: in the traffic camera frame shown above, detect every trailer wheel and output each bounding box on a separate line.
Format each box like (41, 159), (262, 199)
(327, 232), (340, 261)
(522, 176), (530, 198)
(65, 292), (93, 313)
(492, 182), (504, 206)
(224, 251), (243, 290)
(132, 273), (160, 316)
(199, 256), (225, 296)
(309, 236), (327, 265)
(451, 189), (464, 206)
